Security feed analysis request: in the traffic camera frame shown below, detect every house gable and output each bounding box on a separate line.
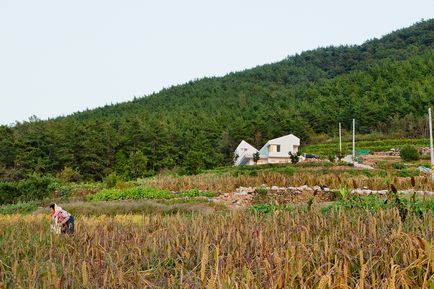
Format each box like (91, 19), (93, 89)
(259, 134), (300, 158)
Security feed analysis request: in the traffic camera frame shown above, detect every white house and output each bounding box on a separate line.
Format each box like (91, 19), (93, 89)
(233, 140), (259, 166)
(233, 134), (300, 166)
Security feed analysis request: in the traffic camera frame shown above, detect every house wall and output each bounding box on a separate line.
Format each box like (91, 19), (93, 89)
(234, 141), (257, 158)
(234, 140), (258, 166)
(235, 134), (300, 166)
(259, 135), (300, 158)
(267, 157), (290, 164)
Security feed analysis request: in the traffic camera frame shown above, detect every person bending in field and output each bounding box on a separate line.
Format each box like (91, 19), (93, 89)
(50, 204), (75, 235)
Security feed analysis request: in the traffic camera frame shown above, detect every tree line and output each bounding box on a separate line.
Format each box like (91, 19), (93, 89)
(0, 19), (432, 184)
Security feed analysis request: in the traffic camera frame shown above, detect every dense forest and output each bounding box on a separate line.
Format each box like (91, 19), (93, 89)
(0, 19), (433, 183)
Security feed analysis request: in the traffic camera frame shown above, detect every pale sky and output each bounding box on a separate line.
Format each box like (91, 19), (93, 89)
(0, 0), (432, 125)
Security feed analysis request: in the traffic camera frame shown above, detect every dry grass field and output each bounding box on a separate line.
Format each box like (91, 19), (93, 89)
(0, 208), (432, 288)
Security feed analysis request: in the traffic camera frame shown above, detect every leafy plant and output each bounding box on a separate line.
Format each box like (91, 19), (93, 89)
(0, 202), (37, 214)
(253, 152), (260, 165)
(400, 145), (420, 161)
(255, 187), (268, 197)
(87, 187), (215, 201)
(57, 167), (82, 183)
(339, 187), (349, 200)
(289, 152), (300, 164)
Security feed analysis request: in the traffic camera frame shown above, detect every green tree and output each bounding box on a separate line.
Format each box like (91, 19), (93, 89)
(253, 152), (260, 165)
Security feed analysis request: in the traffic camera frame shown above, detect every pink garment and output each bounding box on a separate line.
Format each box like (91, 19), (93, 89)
(52, 204), (71, 224)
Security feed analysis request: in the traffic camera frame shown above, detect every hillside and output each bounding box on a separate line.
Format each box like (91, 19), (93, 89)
(0, 19), (433, 180)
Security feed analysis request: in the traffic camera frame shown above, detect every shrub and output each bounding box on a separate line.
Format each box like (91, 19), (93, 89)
(16, 175), (59, 202)
(395, 169), (420, 177)
(289, 152), (299, 164)
(57, 167), (82, 183)
(255, 187), (268, 197)
(400, 145), (420, 161)
(0, 182), (19, 205)
(327, 153), (336, 163)
(0, 202), (37, 214)
(283, 166), (295, 176)
(104, 172), (122, 189)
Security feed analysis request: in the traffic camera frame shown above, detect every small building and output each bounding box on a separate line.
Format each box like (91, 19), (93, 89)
(233, 140), (260, 166)
(233, 134), (300, 166)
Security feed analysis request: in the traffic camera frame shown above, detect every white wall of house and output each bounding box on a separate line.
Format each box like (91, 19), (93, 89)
(234, 134), (300, 166)
(234, 140), (258, 166)
(259, 134), (300, 158)
(234, 140), (257, 157)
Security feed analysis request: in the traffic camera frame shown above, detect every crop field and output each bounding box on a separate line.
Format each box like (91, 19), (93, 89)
(302, 138), (429, 157)
(1, 146), (434, 288)
(0, 207), (433, 289)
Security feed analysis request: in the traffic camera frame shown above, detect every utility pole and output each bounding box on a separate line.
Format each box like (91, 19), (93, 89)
(339, 122), (342, 155)
(352, 119), (356, 163)
(429, 108), (434, 181)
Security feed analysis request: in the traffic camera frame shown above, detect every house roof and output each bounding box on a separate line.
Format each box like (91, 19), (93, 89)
(267, 134), (300, 144)
(259, 134), (300, 150)
(235, 140), (258, 152)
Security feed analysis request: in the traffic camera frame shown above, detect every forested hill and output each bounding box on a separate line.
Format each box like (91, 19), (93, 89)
(1, 19), (433, 180)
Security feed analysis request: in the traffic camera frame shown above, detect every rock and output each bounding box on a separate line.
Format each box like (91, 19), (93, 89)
(234, 192), (248, 196)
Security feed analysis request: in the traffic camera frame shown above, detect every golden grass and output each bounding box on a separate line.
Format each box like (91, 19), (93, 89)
(0, 209), (432, 288)
(141, 171), (434, 193)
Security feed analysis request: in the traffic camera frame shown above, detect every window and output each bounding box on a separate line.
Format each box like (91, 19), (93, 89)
(269, 144), (280, 153)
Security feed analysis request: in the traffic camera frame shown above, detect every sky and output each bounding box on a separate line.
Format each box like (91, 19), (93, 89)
(0, 0), (432, 125)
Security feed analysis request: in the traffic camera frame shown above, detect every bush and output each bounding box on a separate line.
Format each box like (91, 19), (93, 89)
(395, 169), (420, 177)
(255, 187), (268, 197)
(0, 202), (37, 214)
(283, 166), (295, 176)
(16, 175), (59, 202)
(0, 175), (61, 205)
(289, 152), (299, 164)
(0, 182), (19, 205)
(104, 172), (122, 189)
(57, 167), (82, 183)
(400, 145), (420, 161)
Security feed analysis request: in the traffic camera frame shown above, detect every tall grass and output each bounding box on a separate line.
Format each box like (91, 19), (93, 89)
(0, 209), (432, 288)
(140, 171), (434, 193)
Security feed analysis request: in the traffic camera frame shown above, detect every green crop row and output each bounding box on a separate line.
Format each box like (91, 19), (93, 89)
(87, 187), (216, 201)
(0, 202), (37, 215)
(302, 138), (429, 156)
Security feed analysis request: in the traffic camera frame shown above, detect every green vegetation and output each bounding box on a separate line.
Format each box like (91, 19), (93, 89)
(0, 20), (432, 183)
(250, 203), (295, 213)
(87, 187), (216, 202)
(0, 175), (60, 205)
(321, 194), (434, 215)
(0, 202), (37, 215)
(400, 145), (420, 161)
(302, 138), (428, 157)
